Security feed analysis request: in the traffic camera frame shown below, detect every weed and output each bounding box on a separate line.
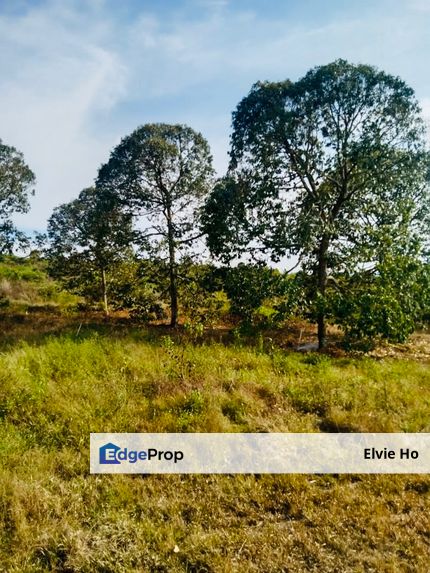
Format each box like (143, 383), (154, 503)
(0, 328), (429, 571)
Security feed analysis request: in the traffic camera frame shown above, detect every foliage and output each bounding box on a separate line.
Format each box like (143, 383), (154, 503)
(109, 259), (167, 321)
(176, 262), (229, 328)
(223, 264), (278, 321)
(0, 254), (80, 311)
(0, 138), (35, 253)
(331, 255), (430, 348)
(204, 60), (430, 347)
(221, 264), (306, 329)
(47, 187), (134, 313)
(96, 123), (214, 326)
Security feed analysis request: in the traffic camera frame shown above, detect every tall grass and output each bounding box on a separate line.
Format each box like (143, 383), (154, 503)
(0, 257), (79, 311)
(0, 330), (429, 571)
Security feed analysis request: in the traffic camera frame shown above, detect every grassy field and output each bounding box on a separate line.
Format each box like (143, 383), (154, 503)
(0, 257), (80, 314)
(0, 320), (429, 572)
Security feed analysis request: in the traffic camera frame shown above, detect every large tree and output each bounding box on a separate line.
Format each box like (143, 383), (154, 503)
(96, 123), (214, 326)
(0, 139), (35, 253)
(47, 187), (134, 315)
(203, 60), (430, 348)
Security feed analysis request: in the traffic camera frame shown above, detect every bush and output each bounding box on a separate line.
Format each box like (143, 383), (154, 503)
(331, 257), (430, 346)
(176, 263), (229, 328)
(222, 264), (306, 329)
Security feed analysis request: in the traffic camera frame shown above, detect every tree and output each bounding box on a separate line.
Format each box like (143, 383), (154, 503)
(0, 139), (35, 253)
(203, 60), (430, 348)
(96, 123), (214, 326)
(47, 187), (134, 315)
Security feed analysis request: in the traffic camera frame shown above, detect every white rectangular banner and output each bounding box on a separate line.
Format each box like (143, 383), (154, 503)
(90, 433), (430, 474)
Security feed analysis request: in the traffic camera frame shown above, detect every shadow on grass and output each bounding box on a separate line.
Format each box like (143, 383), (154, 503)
(0, 310), (362, 359)
(0, 311), (238, 351)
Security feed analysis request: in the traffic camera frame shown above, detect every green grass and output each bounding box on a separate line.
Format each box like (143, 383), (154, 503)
(0, 256), (80, 312)
(0, 328), (429, 572)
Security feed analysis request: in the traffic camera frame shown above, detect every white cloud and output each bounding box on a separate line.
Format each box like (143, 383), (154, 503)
(0, 1), (127, 230)
(1, 0), (429, 233)
(407, 0), (430, 12)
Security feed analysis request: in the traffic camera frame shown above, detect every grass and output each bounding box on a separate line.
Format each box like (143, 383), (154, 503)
(0, 324), (429, 572)
(0, 256), (80, 312)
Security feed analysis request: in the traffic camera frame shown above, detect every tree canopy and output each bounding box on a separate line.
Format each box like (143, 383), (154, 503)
(96, 123), (214, 326)
(203, 59), (430, 348)
(0, 139), (35, 253)
(47, 187), (134, 315)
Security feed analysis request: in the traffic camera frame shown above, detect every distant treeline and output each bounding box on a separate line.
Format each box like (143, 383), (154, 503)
(1, 60), (429, 349)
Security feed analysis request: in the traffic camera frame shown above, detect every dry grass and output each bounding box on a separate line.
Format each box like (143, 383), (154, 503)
(0, 320), (429, 572)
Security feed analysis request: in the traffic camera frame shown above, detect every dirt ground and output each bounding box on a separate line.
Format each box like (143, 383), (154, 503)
(1, 311), (429, 363)
(368, 331), (430, 362)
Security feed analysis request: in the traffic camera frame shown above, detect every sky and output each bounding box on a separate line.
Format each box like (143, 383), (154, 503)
(1, 0), (430, 233)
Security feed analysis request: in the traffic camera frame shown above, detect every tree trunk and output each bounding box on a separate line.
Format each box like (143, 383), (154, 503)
(166, 212), (178, 327)
(101, 267), (109, 316)
(317, 234), (329, 350)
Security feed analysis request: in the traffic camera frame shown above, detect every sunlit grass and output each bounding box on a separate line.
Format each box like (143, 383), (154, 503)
(0, 330), (429, 572)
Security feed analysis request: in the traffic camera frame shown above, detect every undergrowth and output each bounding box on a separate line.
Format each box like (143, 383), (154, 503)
(0, 330), (429, 572)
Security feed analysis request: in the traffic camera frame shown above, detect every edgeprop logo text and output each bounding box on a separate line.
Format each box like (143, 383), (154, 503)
(99, 442), (184, 465)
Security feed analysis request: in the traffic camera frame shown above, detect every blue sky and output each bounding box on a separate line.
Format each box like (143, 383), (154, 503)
(1, 0), (430, 232)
